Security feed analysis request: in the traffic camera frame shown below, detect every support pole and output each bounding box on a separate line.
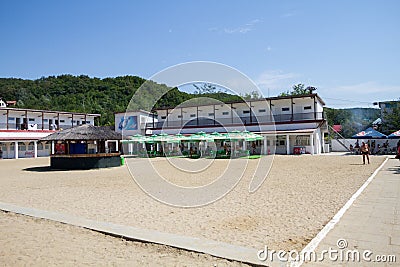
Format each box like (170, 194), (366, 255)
(14, 141), (18, 159)
(310, 134), (314, 155)
(34, 141), (37, 158)
(286, 134), (290, 155)
(51, 141), (55, 155)
(263, 136), (267, 155)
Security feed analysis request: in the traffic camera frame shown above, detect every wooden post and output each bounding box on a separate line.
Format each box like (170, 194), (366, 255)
(231, 103), (234, 124)
(166, 108), (168, 127)
(291, 98), (294, 121)
(181, 107), (183, 127)
(41, 111), (44, 130)
(25, 110), (28, 130)
(213, 104), (216, 126)
(249, 101), (252, 124)
(196, 106), (199, 126)
(71, 114), (74, 128)
(6, 109), (9, 130)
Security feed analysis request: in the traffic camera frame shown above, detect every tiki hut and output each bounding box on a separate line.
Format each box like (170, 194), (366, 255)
(40, 124), (122, 169)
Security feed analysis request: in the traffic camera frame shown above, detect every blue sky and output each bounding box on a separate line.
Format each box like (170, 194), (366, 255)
(0, 0), (399, 108)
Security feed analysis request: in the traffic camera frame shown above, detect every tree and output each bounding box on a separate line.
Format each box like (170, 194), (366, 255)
(279, 83), (317, 96)
(382, 100), (400, 134)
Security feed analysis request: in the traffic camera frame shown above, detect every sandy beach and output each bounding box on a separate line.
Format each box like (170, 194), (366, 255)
(0, 155), (385, 265)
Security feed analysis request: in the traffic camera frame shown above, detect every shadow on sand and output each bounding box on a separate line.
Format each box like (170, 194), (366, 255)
(23, 166), (69, 172)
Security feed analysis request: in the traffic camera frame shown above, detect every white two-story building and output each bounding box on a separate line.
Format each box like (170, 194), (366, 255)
(0, 99), (100, 159)
(144, 94), (328, 155)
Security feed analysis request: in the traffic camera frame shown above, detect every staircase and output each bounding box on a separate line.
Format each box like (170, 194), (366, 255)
(328, 125), (352, 152)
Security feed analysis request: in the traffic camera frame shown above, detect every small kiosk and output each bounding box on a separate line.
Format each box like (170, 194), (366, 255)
(40, 125), (122, 170)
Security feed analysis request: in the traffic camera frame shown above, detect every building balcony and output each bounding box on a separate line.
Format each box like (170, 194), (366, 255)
(146, 112), (325, 130)
(0, 123), (89, 131)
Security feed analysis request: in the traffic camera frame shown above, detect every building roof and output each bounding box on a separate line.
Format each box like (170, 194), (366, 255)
(153, 93), (325, 111)
(40, 124), (121, 141)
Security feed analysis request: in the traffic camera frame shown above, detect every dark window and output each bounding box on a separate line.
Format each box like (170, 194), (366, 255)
(243, 110), (250, 114)
(222, 111), (229, 115)
(177, 115), (182, 118)
(282, 107), (290, 112)
(60, 120), (65, 123)
(161, 116), (167, 119)
(208, 113), (214, 116)
(304, 106), (312, 110)
(190, 114), (196, 117)
(258, 109), (266, 113)
(28, 118), (35, 122)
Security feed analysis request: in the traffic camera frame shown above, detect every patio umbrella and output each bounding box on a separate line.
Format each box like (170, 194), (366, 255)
(352, 127), (387, 139)
(188, 132), (214, 141)
(388, 130), (400, 139)
(210, 131), (226, 140)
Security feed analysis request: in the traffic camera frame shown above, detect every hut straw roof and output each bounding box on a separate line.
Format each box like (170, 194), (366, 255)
(40, 124), (122, 141)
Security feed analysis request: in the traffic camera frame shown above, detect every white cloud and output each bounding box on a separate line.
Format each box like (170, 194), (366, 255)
(224, 27), (252, 34)
(255, 70), (300, 96)
(211, 19), (262, 34)
(281, 12), (295, 18)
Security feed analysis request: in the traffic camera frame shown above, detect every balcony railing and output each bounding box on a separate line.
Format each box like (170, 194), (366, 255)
(0, 123), (87, 131)
(146, 112), (324, 129)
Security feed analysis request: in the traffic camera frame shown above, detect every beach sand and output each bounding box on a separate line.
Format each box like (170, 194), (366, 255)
(0, 155), (385, 264)
(0, 211), (246, 266)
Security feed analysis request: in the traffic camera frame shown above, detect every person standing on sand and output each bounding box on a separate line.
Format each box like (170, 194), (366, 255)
(360, 142), (370, 164)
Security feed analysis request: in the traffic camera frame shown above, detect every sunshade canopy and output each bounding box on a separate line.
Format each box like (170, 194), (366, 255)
(388, 130), (400, 139)
(352, 127), (387, 139)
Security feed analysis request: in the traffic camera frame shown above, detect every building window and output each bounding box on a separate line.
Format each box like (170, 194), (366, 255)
(43, 119), (48, 122)
(208, 113), (214, 116)
(282, 107), (290, 112)
(60, 120), (65, 123)
(10, 143), (15, 151)
(28, 142), (34, 150)
(222, 111), (229, 115)
(177, 115), (182, 118)
(28, 118), (35, 122)
(304, 106), (312, 110)
(190, 114), (196, 118)
(37, 142), (44, 150)
(258, 109), (266, 113)
(45, 144), (50, 150)
(295, 136), (310, 146)
(161, 116), (167, 119)
(8, 117), (15, 121)
(19, 143), (26, 151)
(243, 110), (250, 114)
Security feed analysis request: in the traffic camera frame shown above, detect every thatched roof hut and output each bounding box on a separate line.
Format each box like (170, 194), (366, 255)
(40, 124), (121, 141)
(41, 125), (122, 170)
